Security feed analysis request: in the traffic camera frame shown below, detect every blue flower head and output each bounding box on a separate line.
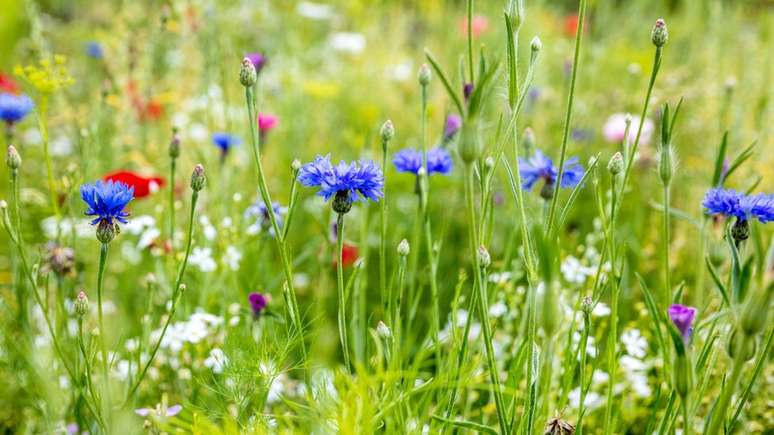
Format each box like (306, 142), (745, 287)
(393, 147), (453, 176)
(80, 180), (135, 225)
(0, 92), (34, 124)
(245, 200), (286, 236)
(519, 149), (584, 191)
(298, 155), (384, 212)
(85, 41), (104, 59)
(212, 132), (241, 153)
(703, 188), (774, 223)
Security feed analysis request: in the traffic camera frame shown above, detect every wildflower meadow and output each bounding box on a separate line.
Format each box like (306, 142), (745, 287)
(1, 0), (773, 433)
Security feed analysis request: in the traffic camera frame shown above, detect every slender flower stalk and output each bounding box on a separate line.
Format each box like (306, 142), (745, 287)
(125, 165), (204, 400)
(545, 0), (587, 238)
(392, 239), (409, 372)
(379, 120), (393, 314)
(168, 129), (180, 249)
(240, 59), (309, 379)
(335, 212), (351, 371)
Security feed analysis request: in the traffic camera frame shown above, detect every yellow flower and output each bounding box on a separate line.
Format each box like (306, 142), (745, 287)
(15, 54), (75, 95)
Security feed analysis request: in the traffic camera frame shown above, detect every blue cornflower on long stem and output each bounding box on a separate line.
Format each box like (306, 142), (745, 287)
(298, 155), (384, 371)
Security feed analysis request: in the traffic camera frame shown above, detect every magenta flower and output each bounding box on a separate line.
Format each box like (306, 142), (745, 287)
(443, 114), (462, 141)
(668, 304), (696, 344)
(248, 292), (268, 316)
(245, 52), (267, 73)
(258, 113), (278, 133)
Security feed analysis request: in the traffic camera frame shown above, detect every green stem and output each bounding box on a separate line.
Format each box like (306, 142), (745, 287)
(336, 213), (351, 372)
(466, 0), (474, 84)
(705, 338), (747, 435)
(125, 190), (198, 400)
(96, 243), (110, 401)
(244, 84), (309, 382)
(37, 96), (60, 217)
(380, 142), (388, 316)
(576, 308), (591, 435)
(546, 0), (587, 237)
(682, 397), (691, 435)
(169, 157), (176, 248)
(392, 255), (407, 373)
(603, 279), (620, 433)
(663, 184), (671, 305)
(463, 164), (508, 434)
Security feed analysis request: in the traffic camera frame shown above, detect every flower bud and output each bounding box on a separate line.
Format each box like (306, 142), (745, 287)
(581, 296), (593, 314)
(190, 164), (206, 191)
(740, 283), (772, 336)
(239, 58), (258, 87)
(651, 18), (668, 47)
(397, 239), (410, 257)
(658, 148), (674, 185)
(672, 352), (692, 399)
(6, 145), (21, 170)
(169, 131), (180, 159)
(332, 190), (352, 214)
(727, 328), (756, 361)
(477, 245), (491, 269)
(376, 321), (392, 339)
(484, 156), (495, 170)
(291, 159), (302, 171)
(540, 181), (554, 201)
(458, 117), (481, 164)
(530, 36), (542, 53)
(522, 127), (536, 153)
(607, 152), (624, 175)
(731, 219), (749, 243)
(74, 291), (89, 317)
(380, 120), (395, 144)
(96, 220), (117, 244)
(418, 64), (431, 86)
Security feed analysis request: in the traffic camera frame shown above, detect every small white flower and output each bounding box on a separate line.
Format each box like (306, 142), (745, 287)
(224, 246), (242, 271)
(296, 1), (333, 20)
(592, 302), (611, 317)
(189, 247), (216, 272)
(561, 256), (596, 284)
(621, 329), (648, 358)
(204, 348), (228, 374)
(489, 301), (508, 318)
(330, 32), (366, 54)
(568, 388), (604, 409)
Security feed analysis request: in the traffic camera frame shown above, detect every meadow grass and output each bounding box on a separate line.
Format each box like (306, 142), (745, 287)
(0, 0), (772, 433)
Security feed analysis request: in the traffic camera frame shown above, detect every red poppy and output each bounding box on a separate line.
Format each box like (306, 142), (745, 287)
(0, 73), (20, 94)
(103, 170), (165, 199)
(563, 14), (588, 37)
(333, 243), (359, 268)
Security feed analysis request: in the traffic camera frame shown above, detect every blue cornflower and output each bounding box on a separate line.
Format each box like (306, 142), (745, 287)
(703, 188), (774, 223)
(80, 180), (135, 225)
(519, 149), (584, 191)
(85, 41), (104, 59)
(298, 155), (384, 212)
(244, 200), (286, 236)
(212, 132), (241, 154)
(393, 147), (453, 176)
(0, 92), (34, 124)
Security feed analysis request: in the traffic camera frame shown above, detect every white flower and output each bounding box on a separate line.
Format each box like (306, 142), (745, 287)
(489, 301), (508, 318)
(572, 332), (597, 359)
(386, 61), (413, 81)
(296, 1), (333, 20)
(40, 217), (93, 239)
(592, 302), (611, 317)
(267, 374), (286, 404)
(199, 216), (217, 240)
(568, 388), (604, 409)
(561, 256), (596, 284)
(124, 215), (156, 235)
(51, 134), (73, 156)
(329, 32), (366, 54)
(204, 348), (228, 374)
(189, 123), (208, 141)
(224, 246), (242, 271)
(488, 272), (513, 285)
(138, 228), (161, 249)
(621, 329), (648, 358)
(620, 355), (649, 372)
(189, 247), (216, 272)
(629, 371), (652, 397)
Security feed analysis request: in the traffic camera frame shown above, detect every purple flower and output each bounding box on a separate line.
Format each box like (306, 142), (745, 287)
(80, 180), (134, 225)
(393, 147), (453, 176)
(298, 154), (384, 203)
(0, 92), (34, 124)
(244, 201), (285, 236)
(463, 83), (474, 101)
(245, 53), (267, 73)
(703, 188), (774, 223)
(136, 404), (182, 418)
(212, 132), (241, 154)
(248, 292), (268, 316)
(518, 149), (584, 190)
(443, 114), (462, 141)
(668, 304), (696, 344)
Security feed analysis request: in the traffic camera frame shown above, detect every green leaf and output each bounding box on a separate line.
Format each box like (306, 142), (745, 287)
(711, 131), (729, 186)
(705, 256), (731, 307)
(557, 154), (600, 232)
(727, 327), (774, 433)
(424, 49), (465, 116)
(504, 12), (517, 108)
(636, 273), (667, 358)
(724, 139), (757, 182)
(431, 415), (498, 434)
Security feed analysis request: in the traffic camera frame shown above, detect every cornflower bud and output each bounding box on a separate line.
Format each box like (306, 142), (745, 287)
(291, 159), (302, 172)
(96, 220), (117, 244)
(169, 130), (180, 159)
(397, 239), (410, 257)
(376, 321), (392, 339)
(651, 18), (668, 47)
(332, 191), (352, 214)
(418, 64), (431, 86)
(6, 145), (21, 170)
(190, 164), (206, 191)
(239, 58), (257, 87)
(477, 246), (491, 269)
(380, 120), (395, 144)
(607, 152), (624, 175)
(658, 147), (675, 186)
(530, 36), (542, 53)
(74, 291), (89, 317)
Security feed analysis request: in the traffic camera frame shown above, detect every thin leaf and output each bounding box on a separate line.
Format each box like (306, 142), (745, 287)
(705, 256), (731, 307)
(424, 49), (464, 115)
(557, 154), (600, 231)
(711, 131), (729, 186)
(727, 327), (774, 433)
(431, 415), (498, 435)
(724, 140), (757, 182)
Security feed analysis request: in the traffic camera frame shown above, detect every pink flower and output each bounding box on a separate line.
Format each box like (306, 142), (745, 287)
(258, 113), (278, 133)
(602, 114), (654, 145)
(458, 15), (489, 38)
